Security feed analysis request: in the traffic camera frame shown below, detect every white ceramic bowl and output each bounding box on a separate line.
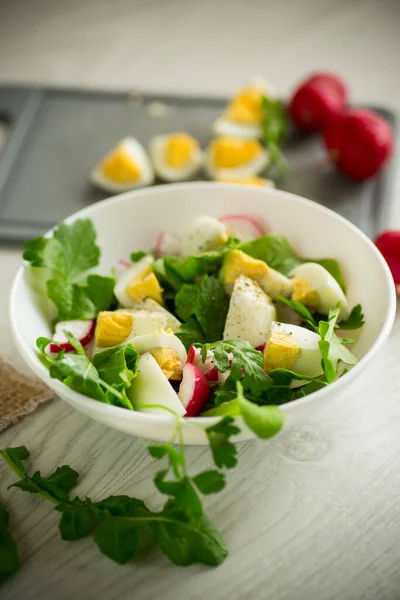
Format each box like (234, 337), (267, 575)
(9, 183), (396, 444)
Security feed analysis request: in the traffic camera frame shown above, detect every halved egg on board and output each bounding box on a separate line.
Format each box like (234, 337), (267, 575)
(90, 137), (154, 193)
(213, 77), (276, 139)
(205, 137), (269, 180)
(149, 133), (203, 181)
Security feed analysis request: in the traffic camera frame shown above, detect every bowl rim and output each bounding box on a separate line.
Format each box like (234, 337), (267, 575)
(9, 181), (397, 426)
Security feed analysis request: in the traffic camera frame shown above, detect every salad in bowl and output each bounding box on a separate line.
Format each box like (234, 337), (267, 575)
(22, 205), (366, 441)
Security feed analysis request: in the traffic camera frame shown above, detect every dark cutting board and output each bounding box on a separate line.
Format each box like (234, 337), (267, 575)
(0, 85), (396, 241)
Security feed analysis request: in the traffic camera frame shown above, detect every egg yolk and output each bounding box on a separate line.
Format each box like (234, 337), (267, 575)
(218, 176), (269, 186)
(292, 277), (320, 311)
(100, 144), (141, 183)
(150, 347), (182, 380)
(224, 87), (263, 124)
(264, 331), (301, 373)
(165, 134), (197, 168)
(125, 266), (163, 304)
(212, 137), (262, 169)
(95, 311), (133, 347)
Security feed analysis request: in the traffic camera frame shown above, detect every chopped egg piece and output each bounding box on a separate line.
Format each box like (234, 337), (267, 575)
(125, 265), (163, 304)
(291, 277), (320, 311)
(126, 298), (181, 332)
(90, 137), (154, 194)
(264, 322), (323, 378)
(180, 215), (228, 256)
(212, 78), (276, 139)
(149, 133), (203, 182)
(206, 136), (269, 180)
(150, 347), (183, 380)
(95, 312), (133, 347)
(290, 262), (349, 318)
(221, 250), (292, 299)
(223, 275), (276, 347)
(128, 330), (187, 365)
(114, 256), (156, 308)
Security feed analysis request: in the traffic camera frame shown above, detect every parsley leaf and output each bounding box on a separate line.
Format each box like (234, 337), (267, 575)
(319, 306), (358, 383)
(176, 277), (229, 348)
(130, 251), (148, 262)
(235, 382), (284, 439)
(277, 296), (318, 331)
(24, 219), (115, 323)
(193, 471), (226, 494)
(337, 304), (365, 330)
(262, 95), (289, 178)
(206, 417), (240, 469)
(201, 339), (272, 397)
(0, 504), (20, 582)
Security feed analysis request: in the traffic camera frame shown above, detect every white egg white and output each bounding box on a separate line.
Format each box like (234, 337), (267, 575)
(125, 298), (181, 333)
(90, 137), (154, 193)
(128, 353), (186, 415)
(149, 134), (204, 182)
(290, 262), (349, 318)
(267, 321), (323, 378)
(223, 275), (277, 347)
(114, 256), (155, 308)
(180, 215), (228, 256)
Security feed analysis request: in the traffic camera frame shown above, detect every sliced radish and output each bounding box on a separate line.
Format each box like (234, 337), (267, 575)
(178, 363), (210, 417)
(256, 343), (266, 353)
(220, 214), (267, 242)
(50, 320), (95, 353)
(155, 231), (180, 257)
(187, 346), (219, 382)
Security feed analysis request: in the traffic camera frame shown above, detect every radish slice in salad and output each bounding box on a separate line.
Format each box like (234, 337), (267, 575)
(220, 214), (267, 242)
(155, 231), (181, 257)
(50, 320), (95, 353)
(178, 362), (210, 417)
(187, 346), (219, 382)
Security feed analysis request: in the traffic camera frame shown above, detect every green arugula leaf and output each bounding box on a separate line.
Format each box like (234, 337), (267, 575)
(148, 444), (184, 478)
(0, 446), (30, 474)
(154, 471), (203, 517)
(202, 398), (241, 417)
(176, 317), (206, 349)
(337, 304), (365, 330)
(157, 507), (228, 566)
(93, 518), (141, 564)
(24, 219), (115, 323)
(193, 471), (225, 494)
(0, 504), (20, 582)
(262, 95), (289, 178)
(319, 307), (358, 383)
(130, 251), (148, 262)
(236, 382), (284, 439)
(57, 498), (99, 540)
(201, 339), (272, 397)
(176, 277), (229, 347)
(206, 417), (240, 469)
(42, 332), (127, 406)
(11, 466), (79, 503)
(93, 344), (139, 403)
(277, 296), (318, 331)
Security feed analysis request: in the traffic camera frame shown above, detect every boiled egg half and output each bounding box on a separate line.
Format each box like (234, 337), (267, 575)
(290, 262), (349, 318)
(205, 137), (269, 180)
(149, 133), (203, 181)
(90, 137), (154, 193)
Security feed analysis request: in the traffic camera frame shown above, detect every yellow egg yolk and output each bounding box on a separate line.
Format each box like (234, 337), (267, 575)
(224, 87), (263, 124)
(95, 311), (133, 347)
(125, 266), (163, 304)
(165, 134), (197, 169)
(100, 144), (141, 183)
(212, 137), (262, 169)
(217, 176), (269, 186)
(150, 347), (182, 380)
(292, 277), (320, 311)
(264, 331), (301, 373)
(221, 250), (269, 286)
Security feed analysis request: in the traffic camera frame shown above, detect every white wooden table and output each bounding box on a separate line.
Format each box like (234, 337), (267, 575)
(1, 1), (400, 598)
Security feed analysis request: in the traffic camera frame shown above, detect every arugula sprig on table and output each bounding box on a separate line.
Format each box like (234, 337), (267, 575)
(23, 219), (115, 323)
(0, 502), (20, 582)
(0, 417), (241, 568)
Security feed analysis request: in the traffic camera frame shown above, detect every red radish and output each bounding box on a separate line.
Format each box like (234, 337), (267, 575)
(289, 74), (347, 132)
(305, 73), (347, 100)
(375, 231), (400, 293)
(49, 320), (95, 353)
(220, 215), (266, 242)
(187, 346), (219, 382)
(115, 260), (130, 278)
(256, 343), (266, 353)
(155, 231), (180, 257)
(178, 363), (210, 416)
(324, 109), (394, 180)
